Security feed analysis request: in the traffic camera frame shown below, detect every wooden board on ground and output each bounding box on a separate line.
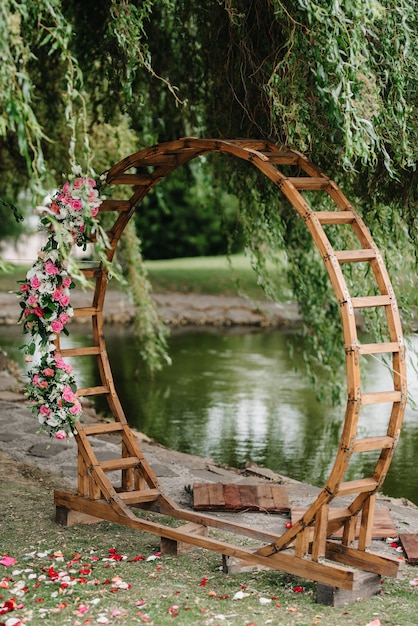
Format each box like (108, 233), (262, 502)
(193, 482), (290, 513)
(291, 507), (396, 539)
(399, 534), (418, 564)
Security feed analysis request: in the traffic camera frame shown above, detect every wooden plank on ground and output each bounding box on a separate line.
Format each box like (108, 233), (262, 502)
(291, 507), (396, 539)
(399, 534), (418, 564)
(193, 483), (289, 513)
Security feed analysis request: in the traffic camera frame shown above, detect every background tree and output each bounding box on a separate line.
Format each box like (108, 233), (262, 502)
(1, 0), (417, 383)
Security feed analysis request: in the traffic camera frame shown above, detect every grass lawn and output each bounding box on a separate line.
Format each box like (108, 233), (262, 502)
(0, 253), (292, 302)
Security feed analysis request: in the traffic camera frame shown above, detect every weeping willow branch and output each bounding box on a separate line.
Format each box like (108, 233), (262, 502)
(120, 220), (171, 376)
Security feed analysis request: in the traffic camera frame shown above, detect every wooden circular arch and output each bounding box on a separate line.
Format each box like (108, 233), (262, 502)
(55, 138), (407, 588)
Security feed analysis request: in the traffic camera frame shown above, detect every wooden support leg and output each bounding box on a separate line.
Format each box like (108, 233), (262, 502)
(312, 503), (329, 561)
(358, 495), (375, 551)
(160, 522), (208, 555)
(56, 505), (104, 527)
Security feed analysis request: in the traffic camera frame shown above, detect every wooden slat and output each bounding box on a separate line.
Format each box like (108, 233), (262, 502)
(334, 249), (377, 263)
(262, 152), (300, 164)
(288, 176), (330, 190)
(72, 307), (98, 318)
(352, 436), (394, 453)
(399, 534), (418, 564)
(358, 342), (400, 355)
(59, 346), (101, 357)
(336, 478), (378, 497)
(361, 390), (402, 405)
(77, 385), (109, 397)
(192, 483), (290, 513)
(118, 489), (160, 504)
(79, 267), (102, 279)
(81, 422), (124, 436)
(315, 211), (355, 224)
(351, 295), (392, 308)
(99, 456), (141, 472)
(108, 173), (153, 186)
(99, 199), (131, 212)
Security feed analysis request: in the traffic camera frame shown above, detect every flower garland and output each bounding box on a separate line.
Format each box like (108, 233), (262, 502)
(18, 169), (107, 438)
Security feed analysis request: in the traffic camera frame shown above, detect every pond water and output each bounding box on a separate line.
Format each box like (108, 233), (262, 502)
(1, 324), (417, 505)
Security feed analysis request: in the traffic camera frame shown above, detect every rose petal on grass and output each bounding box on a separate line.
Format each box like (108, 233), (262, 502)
(199, 577), (209, 586)
(232, 590), (248, 600)
(365, 620), (381, 626)
(0, 557), (17, 567)
(259, 597), (272, 604)
(409, 579), (418, 586)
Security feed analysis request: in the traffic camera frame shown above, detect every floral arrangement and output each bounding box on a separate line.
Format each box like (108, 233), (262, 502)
(17, 169), (107, 438)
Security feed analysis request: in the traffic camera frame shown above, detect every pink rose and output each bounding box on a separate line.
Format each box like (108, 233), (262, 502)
(87, 178), (96, 188)
(54, 430), (67, 440)
(40, 404), (51, 417)
(71, 199), (83, 211)
(60, 295), (70, 307)
(62, 385), (76, 403)
(59, 313), (69, 325)
(42, 368), (55, 377)
(30, 276), (42, 289)
(44, 260), (59, 275)
(70, 401), (82, 415)
(34, 307), (44, 318)
(91, 206), (99, 218)
(27, 294), (38, 306)
(52, 289), (62, 301)
(62, 277), (72, 288)
(73, 178), (85, 190)
(32, 374), (40, 385)
(20, 283), (30, 293)
(62, 182), (70, 193)
(51, 320), (64, 333)
(38, 380), (49, 389)
(55, 357), (73, 373)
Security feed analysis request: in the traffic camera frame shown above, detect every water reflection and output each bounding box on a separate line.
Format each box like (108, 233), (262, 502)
(1, 324), (417, 504)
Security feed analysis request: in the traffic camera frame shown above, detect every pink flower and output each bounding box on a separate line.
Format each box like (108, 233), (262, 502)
(73, 178), (85, 190)
(20, 283), (30, 293)
(60, 295), (70, 307)
(38, 380), (49, 389)
(71, 199), (83, 211)
(34, 307), (44, 318)
(87, 178), (96, 188)
(27, 294), (38, 306)
(62, 386), (76, 403)
(42, 368), (55, 377)
(44, 260), (59, 275)
(51, 320), (64, 333)
(91, 206), (99, 218)
(32, 374), (40, 385)
(62, 277), (72, 288)
(70, 401), (82, 415)
(40, 405), (51, 417)
(55, 357), (73, 373)
(59, 313), (69, 325)
(62, 182), (70, 193)
(54, 430), (67, 440)
(52, 289), (62, 301)
(30, 276), (42, 289)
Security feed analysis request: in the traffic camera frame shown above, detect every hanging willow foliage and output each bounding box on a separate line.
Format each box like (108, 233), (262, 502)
(1, 0), (417, 387)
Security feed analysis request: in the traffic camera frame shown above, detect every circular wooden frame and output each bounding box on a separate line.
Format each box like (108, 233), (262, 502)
(55, 139), (407, 589)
